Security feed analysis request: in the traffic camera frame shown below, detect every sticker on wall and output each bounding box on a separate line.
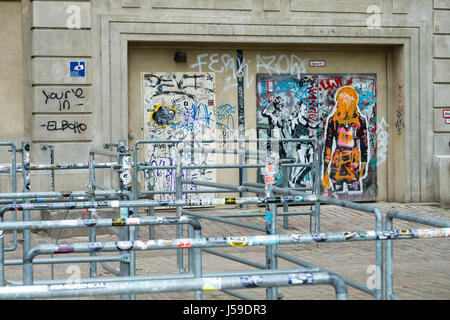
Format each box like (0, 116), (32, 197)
(142, 72), (217, 202)
(444, 109), (450, 124)
(70, 61), (86, 77)
(256, 73), (377, 201)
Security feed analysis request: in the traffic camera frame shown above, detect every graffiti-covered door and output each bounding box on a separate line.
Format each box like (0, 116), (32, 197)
(256, 74), (377, 201)
(142, 72), (217, 200)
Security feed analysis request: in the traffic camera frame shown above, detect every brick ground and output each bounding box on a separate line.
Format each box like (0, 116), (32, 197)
(1, 202), (449, 300)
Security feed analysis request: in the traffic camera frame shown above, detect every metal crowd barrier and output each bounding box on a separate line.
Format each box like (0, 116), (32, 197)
(385, 210), (450, 300)
(0, 139), (448, 300)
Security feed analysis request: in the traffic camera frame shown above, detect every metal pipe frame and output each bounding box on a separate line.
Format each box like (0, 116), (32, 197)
(0, 269), (347, 300)
(17, 225), (450, 299)
(0, 215), (201, 287)
(385, 210), (450, 300)
(17, 215), (201, 284)
(235, 183), (385, 299)
(0, 142), (18, 252)
(3, 139), (446, 301)
(0, 196), (315, 219)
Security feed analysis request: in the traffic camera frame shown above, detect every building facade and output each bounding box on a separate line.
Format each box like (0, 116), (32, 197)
(0, 0), (449, 206)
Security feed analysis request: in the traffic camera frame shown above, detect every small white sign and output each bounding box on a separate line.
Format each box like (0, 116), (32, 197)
(446, 118), (450, 125)
(309, 60), (326, 68)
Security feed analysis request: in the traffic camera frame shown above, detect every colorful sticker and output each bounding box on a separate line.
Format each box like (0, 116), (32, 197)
(88, 242), (105, 252)
(225, 198), (236, 205)
(177, 239), (192, 248)
(344, 232), (357, 240)
(54, 244), (75, 254)
(288, 272), (314, 285)
(394, 229), (415, 239)
(202, 277), (222, 291)
(311, 233), (329, 242)
(240, 275), (263, 288)
(119, 207), (129, 219)
(250, 235), (279, 246)
(212, 199), (226, 205)
(112, 219), (125, 227)
(115, 241), (133, 251)
(227, 236), (248, 247)
(64, 203), (77, 209)
(356, 231), (368, 238)
(265, 174), (275, 185)
(135, 240), (156, 250)
(126, 218), (140, 225)
(376, 231), (396, 240)
(82, 219), (98, 227)
(265, 211), (272, 235)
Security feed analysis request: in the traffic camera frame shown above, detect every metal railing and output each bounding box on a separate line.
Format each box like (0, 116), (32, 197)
(0, 139), (448, 301)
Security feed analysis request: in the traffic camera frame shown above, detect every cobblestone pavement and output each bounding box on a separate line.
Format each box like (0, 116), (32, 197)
(1, 202), (449, 300)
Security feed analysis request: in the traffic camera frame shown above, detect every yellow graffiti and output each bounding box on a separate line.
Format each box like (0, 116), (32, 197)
(150, 104), (179, 128)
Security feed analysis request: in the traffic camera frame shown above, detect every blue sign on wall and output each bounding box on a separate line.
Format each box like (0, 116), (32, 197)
(70, 61), (85, 77)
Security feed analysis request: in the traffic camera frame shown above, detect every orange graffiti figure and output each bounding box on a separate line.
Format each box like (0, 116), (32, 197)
(322, 86), (369, 194)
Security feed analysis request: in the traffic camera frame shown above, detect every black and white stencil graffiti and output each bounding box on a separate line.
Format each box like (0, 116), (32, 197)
(257, 74), (319, 189)
(142, 72), (217, 201)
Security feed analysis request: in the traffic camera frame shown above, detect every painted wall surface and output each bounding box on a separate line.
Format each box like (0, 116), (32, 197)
(256, 74), (377, 201)
(0, 1), (24, 137)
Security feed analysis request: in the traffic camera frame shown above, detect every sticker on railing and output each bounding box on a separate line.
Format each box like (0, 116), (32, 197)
(249, 235), (279, 246)
(49, 282), (106, 291)
(394, 229), (415, 239)
(112, 218), (125, 226)
(240, 275), (263, 288)
(227, 236), (248, 247)
(115, 241), (133, 251)
(135, 240), (156, 250)
(88, 242), (105, 252)
(287, 272), (314, 285)
(82, 219), (97, 227)
(126, 217), (140, 225)
(202, 277), (222, 291)
(177, 239), (192, 248)
(417, 228), (446, 238)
